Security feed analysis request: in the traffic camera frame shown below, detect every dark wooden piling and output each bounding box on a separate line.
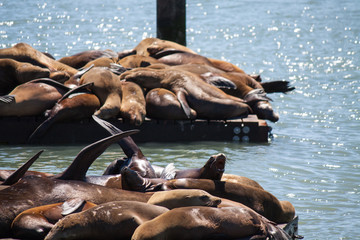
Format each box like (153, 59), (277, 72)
(157, 0), (186, 46)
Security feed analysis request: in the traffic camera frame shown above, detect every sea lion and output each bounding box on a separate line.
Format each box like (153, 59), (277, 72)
(28, 83), (100, 143)
(118, 54), (160, 68)
(0, 43), (77, 76)
(133, 37), (196, 57)
(147, 189), (221, 209)
(58, 49), (118, 69)
(0, 78), (70, 117)
(145, 88), (197, 120)
(119, 81), (146, 126)
(131, 206), (291, 240)
(81, 56), (118, 69)
(121, 68), (251, 119)
(221, 173), (264, 189)
(0, 58), (51, 94)
(11, 199), (97, 239)
(160, 178), (295, 223)
(79, 67), (123, 119)
(44, 201), (168, 240)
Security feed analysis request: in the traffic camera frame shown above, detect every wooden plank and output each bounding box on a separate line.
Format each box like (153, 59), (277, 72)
(0, 115), (269, 145)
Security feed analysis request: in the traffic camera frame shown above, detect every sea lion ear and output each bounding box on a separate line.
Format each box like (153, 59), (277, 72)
(200, 72), (237, 90)
(61, 198), (86, 216)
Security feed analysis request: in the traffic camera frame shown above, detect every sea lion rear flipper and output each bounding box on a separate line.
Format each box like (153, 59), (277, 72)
(261, 80), (295, 93)
(160, 163), (177, 180)
(176, 90), (193, 119)
(1, 150), (44, 185)
(200, 72), (237, 90)
(0, 95), (15, 104)
(55, 129), (140, 181)
(61, 198), (86, 216)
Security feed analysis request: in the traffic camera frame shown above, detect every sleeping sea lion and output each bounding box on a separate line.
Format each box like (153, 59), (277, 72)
(44, 201), (168, 240)
(131, 206), (291, 240)
(11, 199), (96, 239)
(121, 68), (251, 120)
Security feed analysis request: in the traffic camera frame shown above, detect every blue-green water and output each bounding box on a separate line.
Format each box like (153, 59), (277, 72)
(1, 0), (359, 239)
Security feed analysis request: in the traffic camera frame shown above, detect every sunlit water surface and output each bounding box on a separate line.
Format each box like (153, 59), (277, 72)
(1, 0), (359, 239)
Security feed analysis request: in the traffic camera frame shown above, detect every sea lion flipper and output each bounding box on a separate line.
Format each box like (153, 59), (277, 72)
(0, 95), (15, 104)
(1, 150), (44, 185)
(200, 72), (237, 90)
(57, 82), (94, 103)
(30, 78), (71, 92)
(261, 80), (295, 93)
(61, 198), (86, 216)
(55, 129), (140, 181)
(160, 163), (177, 180)
(244, 89), (273, 103)
(109, 63), (128, 75)
(176, 90), (193, 119)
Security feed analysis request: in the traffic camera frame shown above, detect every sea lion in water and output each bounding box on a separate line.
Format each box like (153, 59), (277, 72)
(11, 199), (97, 239)
(44, 201), (168, 240)
(58, 49), (118, 69)
(160, 178), (295, 223)
(121, 67), (251, 119)
(0, 78), (71, 117)
(147, 189), (221, 209)
(145, 88), (197, 120)
(131, 206), (290, 240)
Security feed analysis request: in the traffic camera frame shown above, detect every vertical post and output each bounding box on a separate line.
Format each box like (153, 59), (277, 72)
(157, 0), (186, 46)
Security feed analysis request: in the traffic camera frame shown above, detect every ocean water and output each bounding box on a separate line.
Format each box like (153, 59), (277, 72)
(1, 0), (359, 239)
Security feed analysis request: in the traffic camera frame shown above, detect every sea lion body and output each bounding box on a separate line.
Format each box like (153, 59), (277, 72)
(221, 173), (264, 189)
(11, 199), (96, 239)
(0, 176), (151, 238)
(120, 81), (146, 125)
(118, 55), (160, 68)
(44, 201), (168, 240)
(121, 68), (250, 119)
(161, 178), (295, 223)
(131, 206), (290, 240)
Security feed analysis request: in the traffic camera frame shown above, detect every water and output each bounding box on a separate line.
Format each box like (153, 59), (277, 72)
(1, 0), (359, 239)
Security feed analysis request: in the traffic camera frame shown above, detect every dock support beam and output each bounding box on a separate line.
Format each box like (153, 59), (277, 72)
(156, 0), (186, 46)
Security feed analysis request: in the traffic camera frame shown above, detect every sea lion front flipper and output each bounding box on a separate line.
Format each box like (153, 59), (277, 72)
(200, 72), (237, 90)
(176, 90), (194, 119)
(30, 78), (71, 92)
(1, 150), (44, 185)
(0, 95), (15, 104)
(61, 198), (86, 216)
(58, 82), (94, 103)
(244, 89), (273, 103)
(54, 129), (140, 181)
(260, 80), (295, 93)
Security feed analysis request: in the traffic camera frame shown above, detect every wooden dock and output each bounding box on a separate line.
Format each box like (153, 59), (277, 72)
(0, 114), (270, 145)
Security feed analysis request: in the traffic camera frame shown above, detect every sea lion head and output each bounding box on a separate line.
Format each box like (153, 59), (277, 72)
(120, 167), (154, 192)
(200, 153), (226, 180)
(147, 189), (221, 209)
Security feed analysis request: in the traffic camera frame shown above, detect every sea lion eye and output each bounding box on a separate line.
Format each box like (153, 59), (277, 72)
(199, 195), (209, 201)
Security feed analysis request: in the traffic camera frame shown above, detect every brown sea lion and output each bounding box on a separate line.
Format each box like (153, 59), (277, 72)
(58, 49), (118, 69)
(28, 83), (100, 143)
(118, 54), (160, 68)
(11, 199), (96, 239)
(0, 43), (77, 76)
(0, 78), (70, 117)
(160, 178), (295, 223)
(145, 88), (197, 120)
(147, 189), (221, 209)
(79, 67), (122, 119)
(119, 81), (146, 126)
(131, 206), (291, 240)
(44, 201), (168, 240)
(81, 56), (118, 69)
(133, 37), (196, 57)
(221, 173), (264, 189)
(121, 68), (251, 119)
(0, 58), (51, 94)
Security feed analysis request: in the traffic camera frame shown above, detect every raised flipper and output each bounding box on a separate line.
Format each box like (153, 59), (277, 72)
(1, 150), (44, 185)
(57, 82), (94, 103)
(261, 80), (295, 93)
(200, 72), (237, 89)
(54, 129), (139, 181)
(92, 115), (144, 159)
(0, 95), (15, 104)
(160, 163), (177, 180)
(176, 90), (193, 119)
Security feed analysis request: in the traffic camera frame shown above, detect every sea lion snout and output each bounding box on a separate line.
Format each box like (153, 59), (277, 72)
(212, 153), (226, 172)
